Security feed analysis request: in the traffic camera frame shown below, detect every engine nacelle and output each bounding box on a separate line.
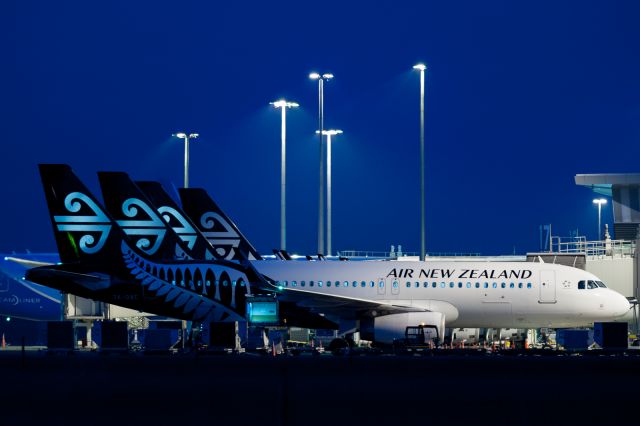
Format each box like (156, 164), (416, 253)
(361, 312), (446, 345)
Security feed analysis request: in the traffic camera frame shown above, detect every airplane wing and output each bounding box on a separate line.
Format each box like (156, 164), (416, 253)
(273, 286), (428, 320)
(4, 256), (56, 268)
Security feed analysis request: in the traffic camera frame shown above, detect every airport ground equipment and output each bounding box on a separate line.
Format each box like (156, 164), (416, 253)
(393, 324), (439, 354)
(47, 321), (74, 351)
(594, 322), (628, 350)
(556, 329), (591, 351)
(101, 321), (129, 352)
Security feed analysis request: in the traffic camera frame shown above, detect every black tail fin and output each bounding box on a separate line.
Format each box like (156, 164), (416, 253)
(38, 164), (121, 265)
(179, 188), (263, 261)
(97, 172), (189, 261)
(136, 181), (216, 261)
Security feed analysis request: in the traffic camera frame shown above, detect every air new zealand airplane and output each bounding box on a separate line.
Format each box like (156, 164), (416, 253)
(26, 164), (631, 345)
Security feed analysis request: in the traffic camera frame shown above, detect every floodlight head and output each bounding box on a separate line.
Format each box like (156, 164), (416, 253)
(413, 63), (427, 71)
(316, 129), (343, 136)
(174, 132), (187, 139)
(593, 198), (608, 205)
(271, 100), (299, 109)
(322, 73), (334, 80)
(189, 133), (199, 139)
(309, 72), (321, 80)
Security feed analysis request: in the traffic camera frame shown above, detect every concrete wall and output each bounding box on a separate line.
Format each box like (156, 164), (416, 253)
(585, 257), (634, 297)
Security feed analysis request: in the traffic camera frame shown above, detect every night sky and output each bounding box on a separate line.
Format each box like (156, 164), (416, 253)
(3, 1), (639, 256)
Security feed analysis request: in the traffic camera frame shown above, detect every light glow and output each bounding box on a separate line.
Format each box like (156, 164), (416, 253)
(316, 129), (343, 136)
(309, 72), (320, 79)
(413, 63), (427, 71)
(270, 100), (299, 109)
(593, 198), (608, 205)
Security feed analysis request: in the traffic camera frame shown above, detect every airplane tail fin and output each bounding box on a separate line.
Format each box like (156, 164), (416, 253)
(179, 188), (263, 261)
(38, 164), (120, 265)
(97, 172), (189, 261)
(136, 181), (216, 261)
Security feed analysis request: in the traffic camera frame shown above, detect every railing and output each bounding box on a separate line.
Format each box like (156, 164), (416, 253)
(338, 250), (482, 258)
(549, 237), (636, 257)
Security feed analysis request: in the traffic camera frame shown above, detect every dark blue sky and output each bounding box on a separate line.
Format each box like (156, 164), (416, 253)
(3, 1), (639, 255)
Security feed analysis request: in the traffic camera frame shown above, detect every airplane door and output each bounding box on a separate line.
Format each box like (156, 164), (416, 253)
(377, 278), (386, 295)
(539, 270), (557, 303)
(391, 279), (400, 295)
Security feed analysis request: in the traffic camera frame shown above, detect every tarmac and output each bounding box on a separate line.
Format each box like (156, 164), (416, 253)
(0, 349), (638, 425)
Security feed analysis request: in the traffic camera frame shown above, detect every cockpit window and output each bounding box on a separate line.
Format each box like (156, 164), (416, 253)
(587, 280), (598, 289)
(578, 281), (585, 290)
(596, 281), (606, 288)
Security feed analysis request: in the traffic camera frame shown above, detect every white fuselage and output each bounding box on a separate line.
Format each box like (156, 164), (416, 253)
(253, 260), (630, 329)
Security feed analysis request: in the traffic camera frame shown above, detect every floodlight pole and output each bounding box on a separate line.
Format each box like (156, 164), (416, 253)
(270, 100), (299, 251)
(414, 64), (427, 261)
(173, 133), (199, 188)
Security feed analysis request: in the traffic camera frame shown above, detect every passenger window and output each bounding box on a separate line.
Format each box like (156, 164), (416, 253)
(518, 283), (523, 289)
(326, 281), (331, 287)
(301, 281), (305, 287)
(415, 282), (420, 288)
(475, 282), (480, 288)
(379, 281), (384, 288)
(527, 283), (532, 289)
(344, 281), (349, 287)
(406, 282), (411, 288)
(501, 283), (506, 289)
(484, 283), (488, 288)
(292, 281), (297, 287)
(466, 282), (471, 288)
(423, 282), (429, 288)
(492, 283), (497, 288)
(440, 282), (445, 288)
(370, 281), (375, 288)
(432, 282), (437, 288)
(509, 283), (514, 288)
(318, 281), (323, 287)
(284, 281), (288, 287)
(458, 282), (463, 288)
(361, 281), (366, 288)
(309, 281), (314, 287)
(352, 281), (358, 288)
(393, 281), (399, 288)
(449, 282), (455, 288)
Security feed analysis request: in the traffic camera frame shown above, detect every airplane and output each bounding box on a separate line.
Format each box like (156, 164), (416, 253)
(25, 165), (633, 346)
(0, 253), (62, 321)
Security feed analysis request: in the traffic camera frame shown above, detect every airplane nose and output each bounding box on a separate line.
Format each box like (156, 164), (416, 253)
(612, 292), (631, 318)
